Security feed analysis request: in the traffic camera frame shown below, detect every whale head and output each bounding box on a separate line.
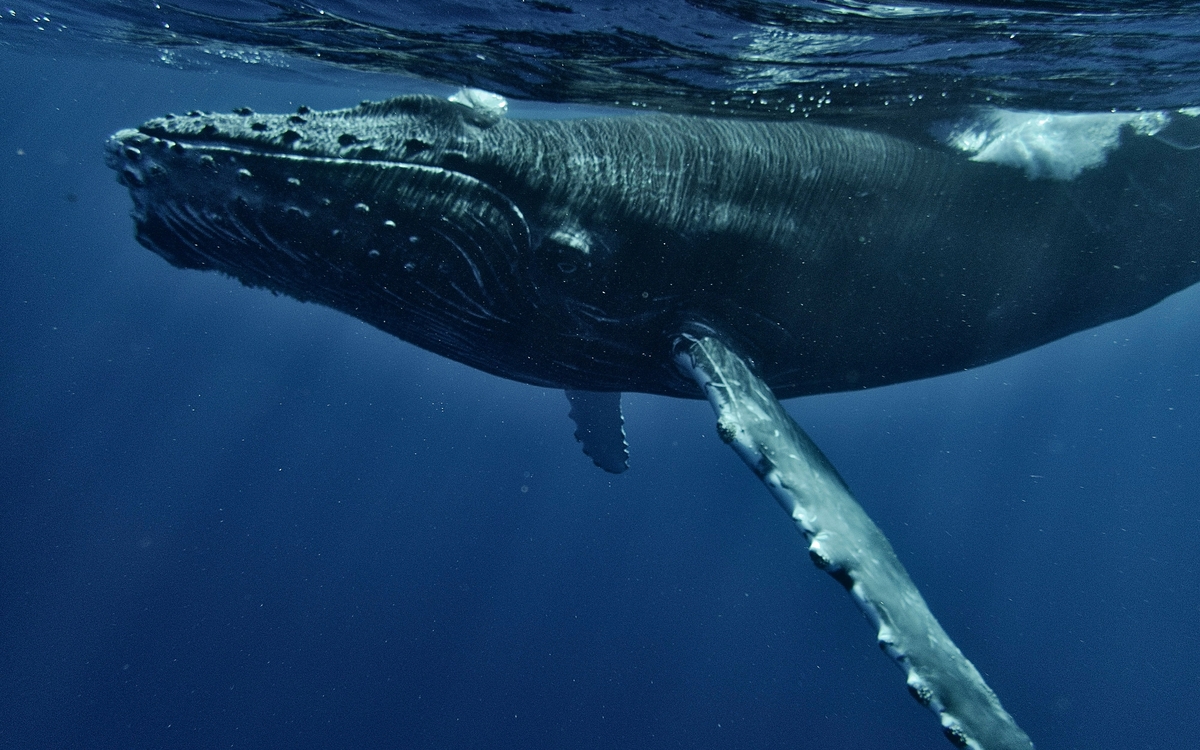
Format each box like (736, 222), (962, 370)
(103, 94), (564, 383)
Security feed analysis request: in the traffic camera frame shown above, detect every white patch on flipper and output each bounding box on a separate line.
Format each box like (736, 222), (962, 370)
(675, 335), (1033, 750)
(449, 88), (509, 126)
(944, 108), (1170, 180)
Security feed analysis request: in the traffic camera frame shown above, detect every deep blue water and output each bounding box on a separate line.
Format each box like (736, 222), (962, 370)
(3, 3), (1200, 749)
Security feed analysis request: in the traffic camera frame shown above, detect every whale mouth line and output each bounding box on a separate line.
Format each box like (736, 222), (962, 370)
(106, 128), (441, 178)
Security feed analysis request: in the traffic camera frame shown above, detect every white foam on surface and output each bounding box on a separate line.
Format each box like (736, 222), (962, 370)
(944, 108), (1170, 180)
(449, 88), (509, 125)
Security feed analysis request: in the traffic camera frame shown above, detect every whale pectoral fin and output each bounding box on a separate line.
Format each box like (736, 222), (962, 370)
(674, 335), (1033, 750)
(564, 389), (629, 474)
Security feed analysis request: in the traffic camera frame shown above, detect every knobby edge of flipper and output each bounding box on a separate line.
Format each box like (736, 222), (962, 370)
(565, 389), (629, 474)
(673, 334), (1033, 750)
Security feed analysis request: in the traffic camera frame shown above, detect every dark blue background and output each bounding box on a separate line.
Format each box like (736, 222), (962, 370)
(2, 48), (1198, 749)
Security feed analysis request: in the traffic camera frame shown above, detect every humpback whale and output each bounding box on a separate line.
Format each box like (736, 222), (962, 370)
(105, 90), (1200, 750)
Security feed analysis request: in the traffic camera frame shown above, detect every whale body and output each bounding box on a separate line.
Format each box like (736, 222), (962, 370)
(107, 96), (1200, 401)
(106, 93), (1200, 750)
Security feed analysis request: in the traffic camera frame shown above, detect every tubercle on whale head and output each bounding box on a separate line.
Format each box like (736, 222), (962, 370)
(126, 90), (507, 169)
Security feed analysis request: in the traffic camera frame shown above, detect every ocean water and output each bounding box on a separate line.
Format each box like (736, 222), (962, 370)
(2, 3), (1200, 749)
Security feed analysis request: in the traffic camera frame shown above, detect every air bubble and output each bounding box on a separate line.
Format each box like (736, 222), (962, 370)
(383, 220), (396, 228)
(403, 261), (416, 271)
(237, 168), (252, 179)
(408, 235), (419, 243)
(354, 202), (370, 212)
(367, 249), (381, 258)
(287, 177), (301, 186)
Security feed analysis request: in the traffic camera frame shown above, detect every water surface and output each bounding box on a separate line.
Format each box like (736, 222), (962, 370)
(2, 3), (1199, 748)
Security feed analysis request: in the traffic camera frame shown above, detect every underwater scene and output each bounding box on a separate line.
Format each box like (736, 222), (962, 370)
(2, 2), (1200, 748)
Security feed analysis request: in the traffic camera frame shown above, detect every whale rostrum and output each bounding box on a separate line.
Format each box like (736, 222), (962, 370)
(106, 89), (1200, 749)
